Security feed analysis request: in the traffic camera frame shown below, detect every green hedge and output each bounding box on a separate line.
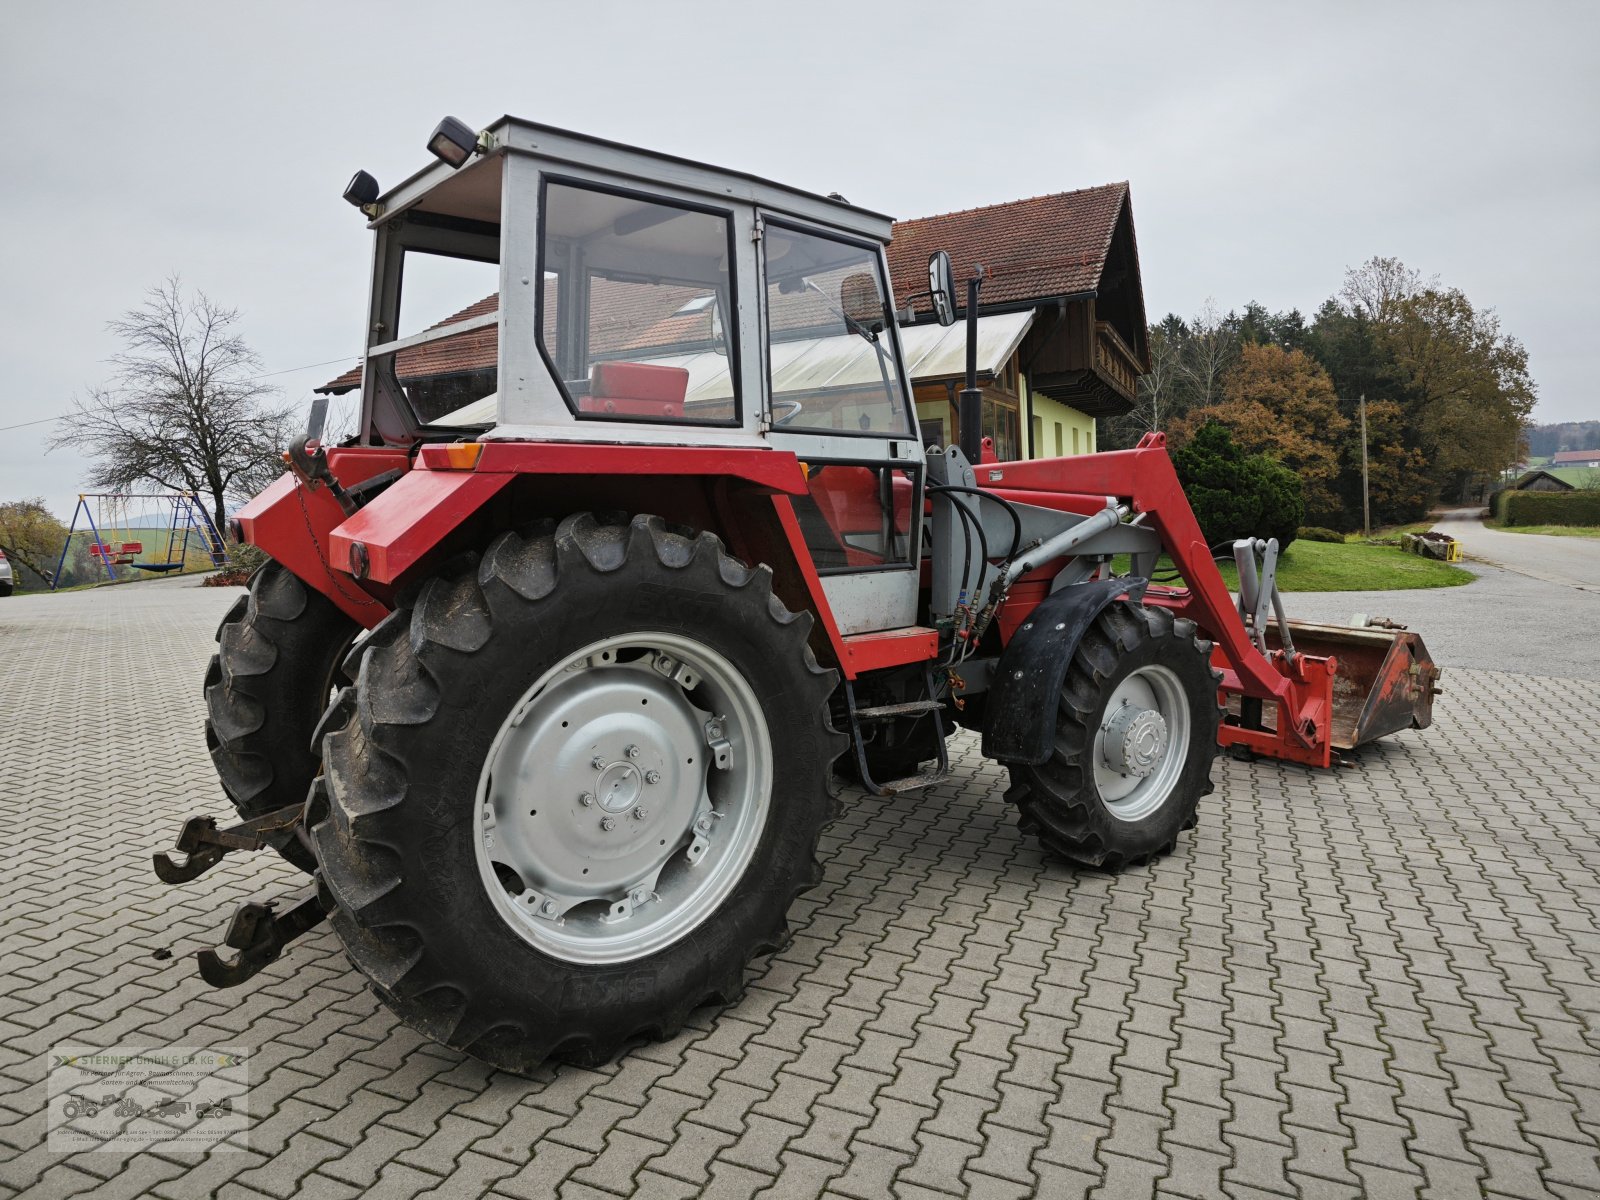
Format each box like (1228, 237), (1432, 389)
(1500, 490), (1600, 527)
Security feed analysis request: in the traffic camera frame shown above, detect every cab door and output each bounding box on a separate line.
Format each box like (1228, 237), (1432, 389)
(757, 216), (923, 635)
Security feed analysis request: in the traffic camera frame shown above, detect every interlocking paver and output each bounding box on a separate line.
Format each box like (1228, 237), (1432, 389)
(4, 578), (1600, 1200)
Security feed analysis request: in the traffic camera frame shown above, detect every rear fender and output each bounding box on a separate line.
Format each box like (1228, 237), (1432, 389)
(234, 448), (409, 627)
(981, 577), (1147, 765)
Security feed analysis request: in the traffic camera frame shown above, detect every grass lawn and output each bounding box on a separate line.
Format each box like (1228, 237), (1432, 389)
(1483, 519), (1600, 539)
(1123, 538), (1472, 592)
(1221, 540), (1471, 591)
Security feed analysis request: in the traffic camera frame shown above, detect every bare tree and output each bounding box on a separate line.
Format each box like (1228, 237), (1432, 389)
(1339, 256), (1432, 322)
(51, 277), (297, 528)
(1175, 299), (1239, 409)
(1126, 319), (1183, 436)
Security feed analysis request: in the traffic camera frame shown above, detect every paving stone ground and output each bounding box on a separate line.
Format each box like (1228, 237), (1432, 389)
(2, 576), (1599, 1199)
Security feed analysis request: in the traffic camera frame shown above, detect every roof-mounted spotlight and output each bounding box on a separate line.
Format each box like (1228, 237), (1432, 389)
(342, 169), (382, 218)
(427, 116), (480, 169)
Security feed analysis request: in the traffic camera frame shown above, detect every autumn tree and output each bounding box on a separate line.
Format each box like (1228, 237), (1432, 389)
(0, 498), (70, 587)
(1377, 286), (1536, 497)
(1339, 399), (1432, 527)
(51, 278), (297, 529)
(1173, 344), (1348, 526)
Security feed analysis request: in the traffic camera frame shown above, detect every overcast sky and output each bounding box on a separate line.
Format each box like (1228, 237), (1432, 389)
(3, 0), (1596, 521)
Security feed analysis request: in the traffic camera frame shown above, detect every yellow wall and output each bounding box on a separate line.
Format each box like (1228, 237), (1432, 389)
(1020, 370), (1097, 460)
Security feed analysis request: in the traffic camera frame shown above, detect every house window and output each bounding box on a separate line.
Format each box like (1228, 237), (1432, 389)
(1030, 416), (1041, 458)
(982, 396), (1019, 461)
(1073, 427), (1080, 455)
(1054, 424), (1063, 457)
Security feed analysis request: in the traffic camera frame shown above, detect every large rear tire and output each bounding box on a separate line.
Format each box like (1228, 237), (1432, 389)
(1007, 602), (1221, 870)
(205, 562), (360, 872)
(310, 514), (844, 1073)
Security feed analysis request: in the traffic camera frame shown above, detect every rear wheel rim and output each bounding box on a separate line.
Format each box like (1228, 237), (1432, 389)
(474, 631), (771, 965)
(1092, 663), (1190, 822)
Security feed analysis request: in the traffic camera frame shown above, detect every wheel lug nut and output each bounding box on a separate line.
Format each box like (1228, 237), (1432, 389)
(591, 756), (606, 771)
(600, 817), (615, 832)
(633, 807), (648, 820)
(542, 900), (557, 915)
(579, 792), (594, 807)
(625, 744), (640, 760)
(645, 770), (661, 785)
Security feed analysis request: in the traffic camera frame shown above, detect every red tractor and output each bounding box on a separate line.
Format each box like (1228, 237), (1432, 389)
(158, 115), (1438, 1073)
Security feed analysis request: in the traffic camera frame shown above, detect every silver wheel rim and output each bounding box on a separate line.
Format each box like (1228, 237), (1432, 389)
(473, 632), (771, 965)
(1092, 664), (1190, 822)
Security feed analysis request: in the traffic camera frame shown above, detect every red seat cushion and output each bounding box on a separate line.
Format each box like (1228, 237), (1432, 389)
(579, 362), (689, 418)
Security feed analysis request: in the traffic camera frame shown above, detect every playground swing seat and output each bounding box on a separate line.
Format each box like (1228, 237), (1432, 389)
(90, 540), (143, 566)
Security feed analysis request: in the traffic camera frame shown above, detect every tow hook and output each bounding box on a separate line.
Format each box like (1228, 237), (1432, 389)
(152, 803), (307, 884)
(195, 894), (329, 988)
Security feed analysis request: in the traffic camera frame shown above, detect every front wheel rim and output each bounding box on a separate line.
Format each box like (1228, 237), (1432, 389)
(474, 631), (771, 965)
(1091, 663), (1191, 822)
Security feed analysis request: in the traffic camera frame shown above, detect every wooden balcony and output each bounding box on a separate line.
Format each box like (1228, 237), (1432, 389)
(1030, 313), (1143, 418)
(1093, 322), (1141, 403)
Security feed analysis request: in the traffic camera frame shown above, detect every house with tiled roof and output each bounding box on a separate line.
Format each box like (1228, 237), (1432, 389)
(886, 182), (1147, 461)
(321, 183), (1149, 463)
(1551, 449), (1600, 468)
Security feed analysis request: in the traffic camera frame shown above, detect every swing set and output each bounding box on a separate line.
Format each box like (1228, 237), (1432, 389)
(52, 492), (228, 588)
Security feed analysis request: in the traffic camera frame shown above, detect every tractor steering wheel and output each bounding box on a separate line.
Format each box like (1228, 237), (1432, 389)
(770, 398), (804, 427)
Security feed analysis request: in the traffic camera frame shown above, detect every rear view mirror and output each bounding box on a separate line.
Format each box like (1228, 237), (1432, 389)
(928, 251), (956, 327)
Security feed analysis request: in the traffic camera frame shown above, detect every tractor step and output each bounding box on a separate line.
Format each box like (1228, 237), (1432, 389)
(843, 666), (954, 798)
(871, 768), (952, 795)
(852, 699), (945, 720)
(152, 803), (306, 885)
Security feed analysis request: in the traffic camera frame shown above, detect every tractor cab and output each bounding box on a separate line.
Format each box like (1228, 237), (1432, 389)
(351, 116), (928, 632)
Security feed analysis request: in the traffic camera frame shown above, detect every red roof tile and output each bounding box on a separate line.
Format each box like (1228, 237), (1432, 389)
(886, 183), (1130, 311)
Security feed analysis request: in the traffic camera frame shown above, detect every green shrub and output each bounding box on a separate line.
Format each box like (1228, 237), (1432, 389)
(1500, 490), (1600, 527)
(1172, 422), (1306, 552)
(1298, 526), (1345, 543)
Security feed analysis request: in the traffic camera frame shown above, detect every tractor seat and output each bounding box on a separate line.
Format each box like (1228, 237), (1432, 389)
(577, 362), (688, 419)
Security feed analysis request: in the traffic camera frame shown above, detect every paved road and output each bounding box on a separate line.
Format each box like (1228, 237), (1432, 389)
(1435, 508), (1600, 592)
(1279, 511), (1600, 681)
(1278, 557), (1600, 681)
(2, 578), (1599, 1199)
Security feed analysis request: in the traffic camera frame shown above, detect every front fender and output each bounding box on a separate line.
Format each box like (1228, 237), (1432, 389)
(982, 577), (1148, 765)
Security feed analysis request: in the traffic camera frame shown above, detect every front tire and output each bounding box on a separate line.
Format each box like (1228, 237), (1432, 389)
(311, 514), (843, 1072)
(1007, 602), (1221, 870)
